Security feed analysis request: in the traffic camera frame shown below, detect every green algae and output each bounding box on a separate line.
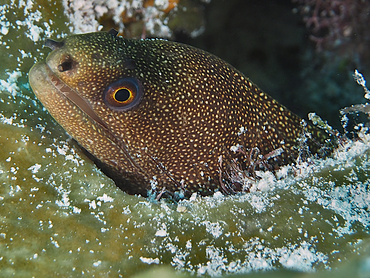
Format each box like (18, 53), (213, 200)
(1, 0), (370, 277)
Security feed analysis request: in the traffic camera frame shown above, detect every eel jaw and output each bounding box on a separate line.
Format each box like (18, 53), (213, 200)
(43, 64), (108, 129)
(29, 61), (107, 129)
(29, 61), (148, 179)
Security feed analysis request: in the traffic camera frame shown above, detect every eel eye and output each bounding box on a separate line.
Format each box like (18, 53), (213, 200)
(104, 77), (143, 111)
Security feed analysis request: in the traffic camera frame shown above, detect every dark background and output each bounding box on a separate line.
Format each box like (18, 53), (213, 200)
(174, 0), (368, 130)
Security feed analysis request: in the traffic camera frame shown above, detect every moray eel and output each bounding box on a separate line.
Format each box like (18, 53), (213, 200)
(29, 29), (333, 197)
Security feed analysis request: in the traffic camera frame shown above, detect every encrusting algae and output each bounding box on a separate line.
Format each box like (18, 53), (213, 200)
(1, 1), (370, 277)
(28, 29), (335, 197)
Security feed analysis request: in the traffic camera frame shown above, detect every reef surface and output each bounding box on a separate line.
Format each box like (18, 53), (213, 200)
(0, 1), (370, 277)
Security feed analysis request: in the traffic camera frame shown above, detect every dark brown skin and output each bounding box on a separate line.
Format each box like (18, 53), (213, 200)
(29, 30), (333, 197)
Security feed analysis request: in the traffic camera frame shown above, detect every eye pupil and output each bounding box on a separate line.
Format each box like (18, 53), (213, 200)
(115, 88), (131, 102)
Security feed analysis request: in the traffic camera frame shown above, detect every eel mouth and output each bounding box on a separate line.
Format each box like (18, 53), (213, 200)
(29, 62), (108, 129)
(29, 61), (147, 176)
(44, 65), (108, 129)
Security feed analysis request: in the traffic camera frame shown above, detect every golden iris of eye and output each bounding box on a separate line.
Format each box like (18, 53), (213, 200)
(104, 77), (143, 111)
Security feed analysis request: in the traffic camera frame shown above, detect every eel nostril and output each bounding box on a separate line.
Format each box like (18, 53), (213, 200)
(45, 39), (64, 50)
(58, 61), (73, 72)
(57, 56), (75, 72)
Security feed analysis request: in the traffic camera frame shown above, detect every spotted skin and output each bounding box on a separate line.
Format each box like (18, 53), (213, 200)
(29, 30), (331, 197)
